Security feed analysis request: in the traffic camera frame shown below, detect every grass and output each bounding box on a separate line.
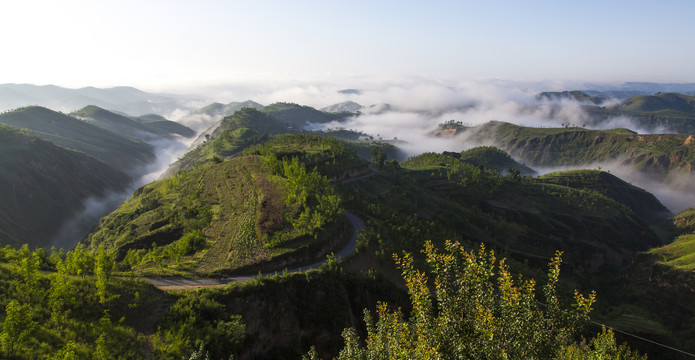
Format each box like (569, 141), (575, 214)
(88, 151), (351, 277)
(648, 234), (695, 271)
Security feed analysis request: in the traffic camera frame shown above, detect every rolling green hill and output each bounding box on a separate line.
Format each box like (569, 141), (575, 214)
(536, 91), (695, 134)
(538, 90), (605, 104)
(0, 125), (130, 247)
(72, 105), (194, 139)
(261, 102), (352, 127)
(165, 107), (368, 178)
(164, 108), (286, 175)
(618, 92), (695, 113)
(454, 121), (695, 194)
(134, 113), (196, 137)
(536, 170), (672, 225)
(585, 93), (695, 134)
(199, 100), (265, 118)
(0, 106), (155, 173)
(85, 134), (364, 277)
(355, 151), (661, 272)
(457, 145), (537, 176)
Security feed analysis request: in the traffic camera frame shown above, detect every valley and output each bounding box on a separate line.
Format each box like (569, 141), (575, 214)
(0, 85), (694, 359)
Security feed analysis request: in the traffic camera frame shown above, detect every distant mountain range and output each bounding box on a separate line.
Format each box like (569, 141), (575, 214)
(0, 83), (191, 116)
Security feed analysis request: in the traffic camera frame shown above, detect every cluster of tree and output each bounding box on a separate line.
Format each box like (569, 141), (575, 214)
(402, 152), (503, 197)
(0, 245), (145, 359)
(277, 157), (342, 243)
(305, 241), (645, 359)
(246, 133), (367, 178)
(153, 292), (245, 359)
(122, 229), (207, 269)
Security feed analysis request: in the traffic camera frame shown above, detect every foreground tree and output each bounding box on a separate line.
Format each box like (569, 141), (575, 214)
(1, 300), (36, 358)
(321, 241), (644, 360)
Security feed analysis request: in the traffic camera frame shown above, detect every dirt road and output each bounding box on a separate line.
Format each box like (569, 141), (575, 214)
(149, 168), (375, 290)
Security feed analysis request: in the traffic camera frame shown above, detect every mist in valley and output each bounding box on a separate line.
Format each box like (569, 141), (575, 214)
(44, 78), (695, 249)
(49, 131), (196, 250)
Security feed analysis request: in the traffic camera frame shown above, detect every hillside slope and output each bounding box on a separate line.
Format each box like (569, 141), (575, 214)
(72, 105), (194, 140)
(0, 106), (155, 173)
(0, 125), (130, 247)
(536, 170), (672, 225)
(453, 121), (695, 198)
(586, 92), (695, 134)
(163, 108), (286, 176)
(86, 135), (364, 277)
(349, 151), (662, 272)
(261, 102), (352, 127)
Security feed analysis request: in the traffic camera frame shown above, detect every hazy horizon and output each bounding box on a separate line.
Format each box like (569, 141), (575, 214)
(2, 1), (695, 92)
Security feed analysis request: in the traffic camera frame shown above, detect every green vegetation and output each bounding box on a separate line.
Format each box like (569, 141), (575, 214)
(538, 90), (606, 105)
(72, 105), (194, 140)
(152, 292), (245, 359)
(0, 245), (258, 359)
(648, 234), (695, 271)
(645, 207), (695, 272)
(261, 102), (351, 127)
(170, 107), (284, 172)
(341, 149), (660, 277)
(0, 245), (162, 359)
(538, 91), (695, 134)
(245, 133), (368, 179)
(5, 97), (695, 358)
(134, 113), (196, 137)
(536, 170), (671, 225)
(0, 106), (155, 172)
(196, 100), (265, 119)
(459, 145), (537, 176)
(324, 242), (644, 359)
(585, 93), (695, 134)
(0, 124), (130, 247)
(86, 134), (358, 277)
(470, 121), (695, 193)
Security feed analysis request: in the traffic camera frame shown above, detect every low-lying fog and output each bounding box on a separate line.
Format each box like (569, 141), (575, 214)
(50, 134), (195, 250)
(51, 78), (694, 249)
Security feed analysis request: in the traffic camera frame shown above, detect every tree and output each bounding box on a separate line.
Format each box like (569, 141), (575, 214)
(94, 245), (112, 304)
(331, 241), (644, 359)
(17, 247), (41, 303)
(508, 167), (521, 180)
(1, 300), (36, 358)
(370, 145), (387, 169)
(49, 257), (74, 329)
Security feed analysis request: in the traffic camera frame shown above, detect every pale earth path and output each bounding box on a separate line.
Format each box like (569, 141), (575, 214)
(148, 167), (375, 290)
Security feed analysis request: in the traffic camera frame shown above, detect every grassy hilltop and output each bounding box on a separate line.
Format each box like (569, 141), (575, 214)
(86, 134), (365, 277)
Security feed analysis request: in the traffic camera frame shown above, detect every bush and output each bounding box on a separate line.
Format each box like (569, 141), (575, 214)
(327, 241), (645, 359)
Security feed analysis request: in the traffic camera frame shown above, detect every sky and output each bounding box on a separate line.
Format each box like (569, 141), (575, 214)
(1, 0), (695, 92)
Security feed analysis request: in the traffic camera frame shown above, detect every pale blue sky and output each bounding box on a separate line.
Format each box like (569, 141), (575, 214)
(1, 0), (694, 91)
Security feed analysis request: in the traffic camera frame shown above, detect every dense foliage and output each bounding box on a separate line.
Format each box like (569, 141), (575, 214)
(317, 242), (644, 360)
(0, 245), (150, 359)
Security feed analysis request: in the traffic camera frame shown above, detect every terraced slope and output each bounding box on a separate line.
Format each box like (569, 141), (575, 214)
(86, 134), (359, 277)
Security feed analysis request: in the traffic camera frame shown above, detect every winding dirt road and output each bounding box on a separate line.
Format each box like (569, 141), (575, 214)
(149, 168), (374, 290)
